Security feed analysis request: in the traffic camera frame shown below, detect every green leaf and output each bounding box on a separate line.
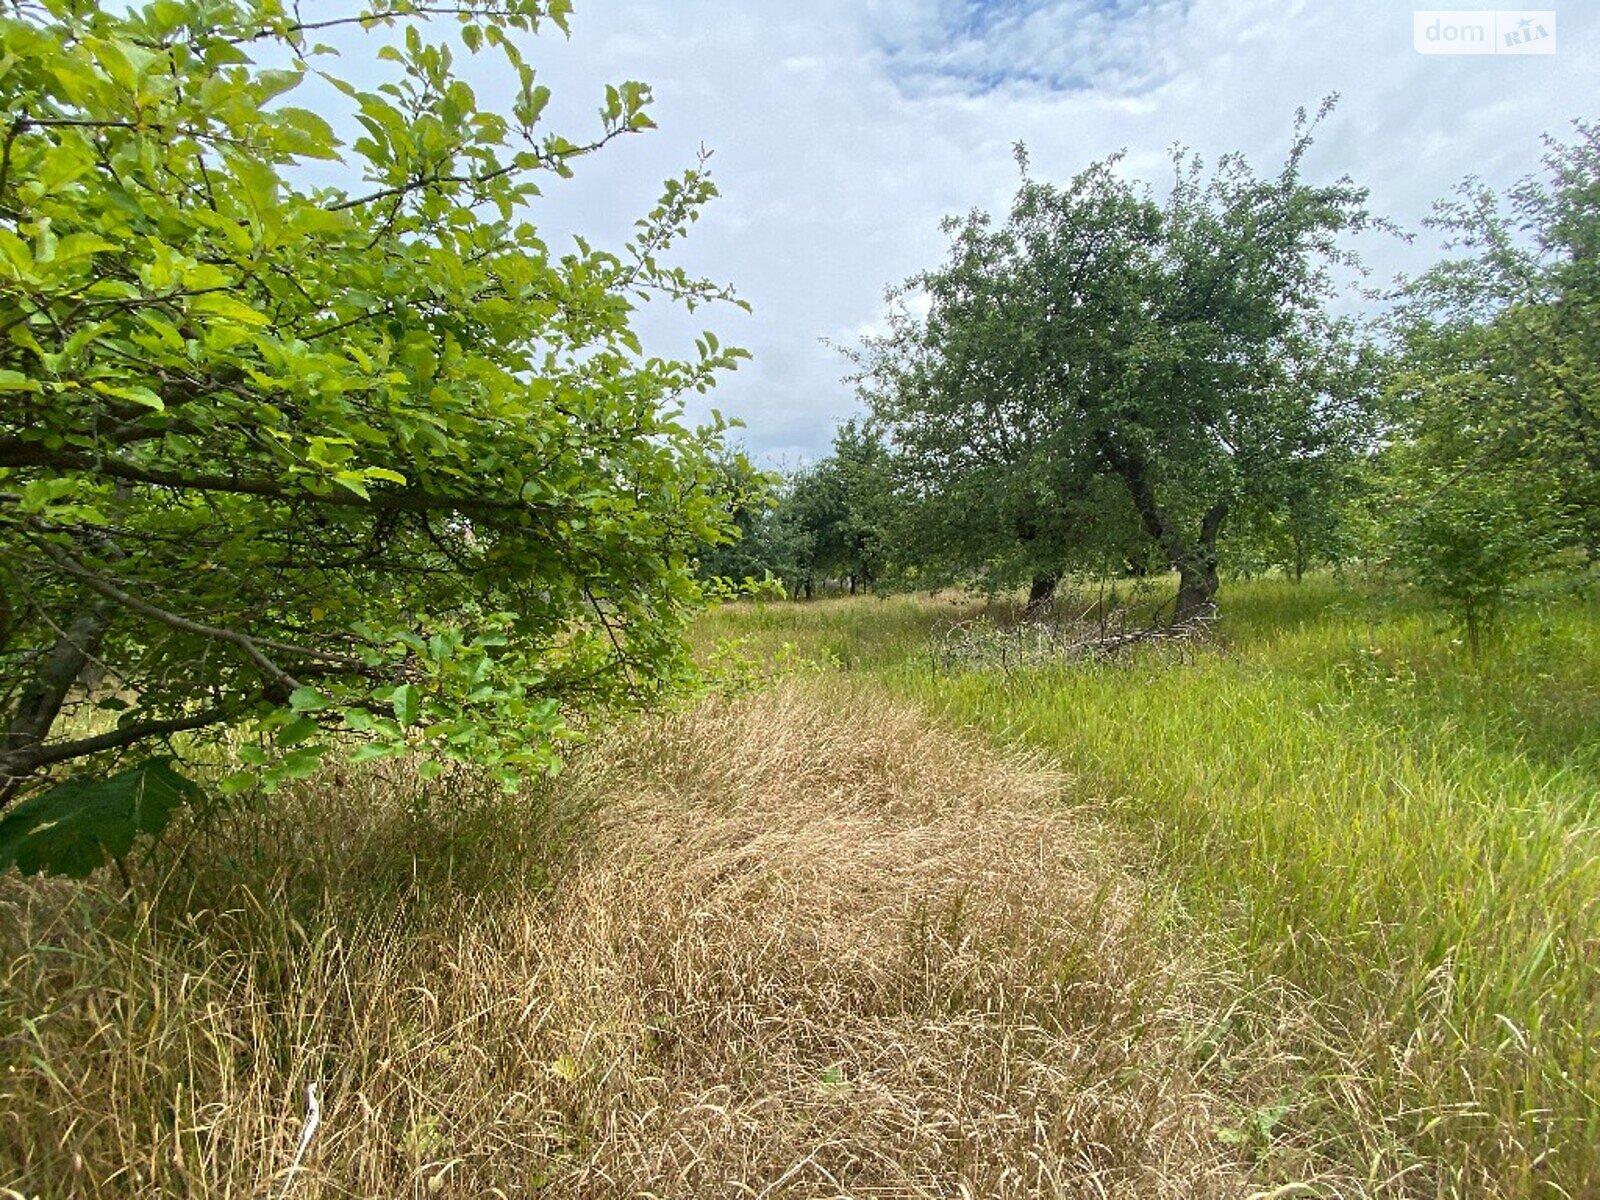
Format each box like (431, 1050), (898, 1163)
(219, 770), (258, 797)
(0, 758), (202, 879)
(391, 683), (422, 727)
(332, 470), (371, 499)
(288, 685), (330, 712)
(0, 369), (41, 393)
(188, 292), (270, 326)
(93, 382), (165, 411)
(276, 715), (322, 746)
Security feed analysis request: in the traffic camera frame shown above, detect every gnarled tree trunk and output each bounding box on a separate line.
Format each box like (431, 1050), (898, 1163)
(1024, 572), (1059, 618)
(1103, 443), (1227, 625)
(1173, 553), (1219, 624)
(1171, 500), (1227, 623)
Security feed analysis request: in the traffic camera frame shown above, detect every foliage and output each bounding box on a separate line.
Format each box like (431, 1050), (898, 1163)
(1386, 464), (1564, 654)
(0, 0), (748, 818)
(697, 421), (895, 599)
(0, 754), (201, 877)
(1385, 121), (1600, 642)
(784, 418), (894, 593)
(854, 105), (1380, 619)
(1226, 444), (1370, 580)
(693, 447), (812, 597)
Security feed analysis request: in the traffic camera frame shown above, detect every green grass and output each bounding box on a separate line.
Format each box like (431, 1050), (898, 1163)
(700, 576), (1600, 1196)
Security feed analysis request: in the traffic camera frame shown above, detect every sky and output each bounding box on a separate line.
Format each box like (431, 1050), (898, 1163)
(351, 1), (1597, 465)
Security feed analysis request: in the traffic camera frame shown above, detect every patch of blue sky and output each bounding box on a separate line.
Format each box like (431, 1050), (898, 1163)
(947, 0), (1046, 38)
(882, 55), (1094, 95)
(873, 0), (1191, 96)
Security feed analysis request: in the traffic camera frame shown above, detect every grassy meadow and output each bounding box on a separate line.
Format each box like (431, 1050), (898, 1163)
(2, 678), (1262, 1198)
(2, 573), (1596, 1197)
(702, 574), (1600, 1195)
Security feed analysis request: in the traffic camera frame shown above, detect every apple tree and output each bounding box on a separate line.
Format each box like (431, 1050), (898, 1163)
(0, 0), (749, 851)
(857, 111), (1377, 620)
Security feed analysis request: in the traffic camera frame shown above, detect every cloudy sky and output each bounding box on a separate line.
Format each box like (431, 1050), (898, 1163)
(420, 1), (1595, 464)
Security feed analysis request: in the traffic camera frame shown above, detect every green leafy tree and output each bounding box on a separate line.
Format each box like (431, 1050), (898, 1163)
(786, 419), (893, 594)
(1386, 121), (1600, 644)
(857, 107), (1378, 620)
(0, 0), (749, 826)
(1228, 444), (1371, 580)
(693, 447), (812, 596)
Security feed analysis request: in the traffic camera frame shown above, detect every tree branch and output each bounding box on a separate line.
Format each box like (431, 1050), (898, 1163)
(225, 6), (525, 45)
(19, 535), (339, 696)
(0, 596), (117, 808)
(17, 703), (244, 775)
(326, 126), (628, 213)
(0, 108), (27, 203)
(0, 446), (550, 522)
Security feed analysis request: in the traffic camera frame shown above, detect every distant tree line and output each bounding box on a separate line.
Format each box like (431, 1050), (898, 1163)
(702, 110), (1599, 645)
(697, 419), (891, 599)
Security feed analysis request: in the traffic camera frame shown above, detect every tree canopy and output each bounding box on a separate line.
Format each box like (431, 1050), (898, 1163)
(1384, 121), (1600, 646)
(0, 0), (748, 817)
(784, 419), (893, 594)
(856, 107), (1379, 619)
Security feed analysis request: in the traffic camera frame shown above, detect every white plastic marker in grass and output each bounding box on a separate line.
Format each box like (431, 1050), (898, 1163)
(276, 1083), (322, 1199)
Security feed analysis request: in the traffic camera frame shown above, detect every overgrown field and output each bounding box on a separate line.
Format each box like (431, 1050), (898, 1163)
(3, 576), (1595, 1197)
(703, 575), (1600, 1196)
(3, 680), (1268, 1198)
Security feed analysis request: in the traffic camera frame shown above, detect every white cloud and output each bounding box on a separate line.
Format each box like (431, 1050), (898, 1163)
(360, 1), (1600, 464)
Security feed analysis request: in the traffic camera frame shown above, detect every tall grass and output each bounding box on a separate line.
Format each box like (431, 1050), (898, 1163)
(704, 577), (1600, 1196)
(1, 679), (1257, 1197)
(6, 579), (1594, 1195)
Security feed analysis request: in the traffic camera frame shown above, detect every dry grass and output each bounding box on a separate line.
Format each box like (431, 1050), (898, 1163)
(1, 679), (1259, 1198)
(701, 583), (1600, 1195)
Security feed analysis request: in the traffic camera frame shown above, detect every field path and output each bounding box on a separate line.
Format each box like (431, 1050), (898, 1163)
(1, 678), (1260, 1198)
(519, 677), (1251, 1197)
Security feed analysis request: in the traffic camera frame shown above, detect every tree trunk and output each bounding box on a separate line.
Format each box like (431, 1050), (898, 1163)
(1173, 556), (1219, 623)
(1101, 441), (1226, 626)
(0, 598), (115, 809)
(1173, 501), (1228, 624)
(1024, 572), (1059, 618)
